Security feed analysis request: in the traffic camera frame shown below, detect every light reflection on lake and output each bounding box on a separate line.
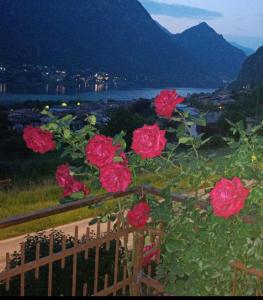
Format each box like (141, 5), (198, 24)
(0, 82), (217, 104)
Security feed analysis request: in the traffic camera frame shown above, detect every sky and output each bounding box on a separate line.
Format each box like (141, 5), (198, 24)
(139, 0), (263, 50)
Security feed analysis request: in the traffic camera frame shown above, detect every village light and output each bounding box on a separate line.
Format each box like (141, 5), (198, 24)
(61, 102), (68, 107)
(77, 102), (81, 106)
(45, 105), (50, 110)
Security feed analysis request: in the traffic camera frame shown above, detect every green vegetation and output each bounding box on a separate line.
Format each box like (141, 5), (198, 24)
(0, 145), (230, 240)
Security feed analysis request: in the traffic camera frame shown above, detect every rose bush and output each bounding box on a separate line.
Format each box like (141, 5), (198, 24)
(22, 88), (263, 296)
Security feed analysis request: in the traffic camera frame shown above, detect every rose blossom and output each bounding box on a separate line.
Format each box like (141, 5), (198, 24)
(85, 135), (118, 168)
(143, 243), (160, 266)
(56, 164), (90, 198)
(63, 178), (90, 198)
(23, 125), (56, 154)
(127, 202), (150, 228)
(154, 89), (184, 119)
(55, 164), (72, 188)
(131, 124), (167, 159)
(210, 177), (250, 218)
(99, 163), (132, 193)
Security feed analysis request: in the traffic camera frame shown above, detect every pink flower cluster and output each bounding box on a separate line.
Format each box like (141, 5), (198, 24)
(86, 135), (132, 193)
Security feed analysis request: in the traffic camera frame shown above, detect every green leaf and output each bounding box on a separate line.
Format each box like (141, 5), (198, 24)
(70, 191), (84, 200)
(87, 115), (97, 126)
(179, 137), (194, 145)
(165, 241), (178, 253)
(63, 128), (72, 139)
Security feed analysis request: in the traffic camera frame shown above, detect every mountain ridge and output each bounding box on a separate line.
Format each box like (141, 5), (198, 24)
(0, 0), (246, 87)
(229, 46), (263, 89)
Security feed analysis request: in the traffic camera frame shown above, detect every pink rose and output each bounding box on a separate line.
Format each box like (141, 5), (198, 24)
(154, 90), (184, 119)
(99, 163), (132, 193)
(56, 164), (90, 198)
(143, 243), (160, 266)
(55, 164), (72, 188)
(63, 178), (90, 198)
(23, 125), (56, 154)
(127, 202), (150, 228)
(210, 177), (250, 218)
(85, 135), (118, 169)
(131, 124), (167, 159)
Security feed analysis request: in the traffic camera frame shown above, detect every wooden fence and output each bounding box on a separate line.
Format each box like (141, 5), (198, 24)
(0, 185), (168, 296)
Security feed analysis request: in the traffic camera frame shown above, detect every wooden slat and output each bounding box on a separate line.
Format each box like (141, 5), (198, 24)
(141, 276), (164, 294)
(5, 253), (10, 291)
(104, 274), (109, 290)
(85, 227), (90, 260)
(83, 283), (88, 296)
(93, 245), (99, 294)
(93, 277), (133, 296)
(122, 264), (127, 295)
(106, 220), (111, 251)
(20, 242), (25, 297)
(72, 227), (78, 296)
(35, 243), (40, 279)
(231, 261), (263, 279)
(48, 233), (54, 296)
(113, 237), (120, 296)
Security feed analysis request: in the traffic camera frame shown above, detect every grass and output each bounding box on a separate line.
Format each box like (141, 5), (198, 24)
(0, 146), (232, 240)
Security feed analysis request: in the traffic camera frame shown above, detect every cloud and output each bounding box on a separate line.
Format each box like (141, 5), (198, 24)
(140, 0), (223, 19)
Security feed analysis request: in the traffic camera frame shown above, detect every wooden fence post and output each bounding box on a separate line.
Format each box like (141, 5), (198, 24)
(131, 230), (145, 296)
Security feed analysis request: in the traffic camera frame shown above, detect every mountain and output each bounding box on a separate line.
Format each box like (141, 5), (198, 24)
(172, 22), (246, 82)
(230, 42), (255, 56)
(0, 1), (245, 87)
(229, 46), (263, 89)
(155, 21), (172, 35)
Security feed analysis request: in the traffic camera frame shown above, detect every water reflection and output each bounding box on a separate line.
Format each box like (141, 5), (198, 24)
(0, 83), (7, 93)
(95, 84), (108, 93)
(1, 82), (112, 95)
(56, 84), (66, 95)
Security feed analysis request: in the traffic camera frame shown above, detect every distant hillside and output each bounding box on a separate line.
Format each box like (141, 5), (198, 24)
(229, 46), (263, 89)
(0, 1), (246, 87)
(172, 22), (246, 82)
(230, 42), (254, 56)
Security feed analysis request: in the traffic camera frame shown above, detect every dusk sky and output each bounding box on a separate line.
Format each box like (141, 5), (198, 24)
(139, 0), (263, 50)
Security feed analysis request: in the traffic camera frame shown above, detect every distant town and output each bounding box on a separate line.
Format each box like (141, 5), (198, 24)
(2, 85), (254, 136)
(0, 62), (133, 93)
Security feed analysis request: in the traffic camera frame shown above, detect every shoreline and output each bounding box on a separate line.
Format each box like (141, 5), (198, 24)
(0, 86), (217, 107)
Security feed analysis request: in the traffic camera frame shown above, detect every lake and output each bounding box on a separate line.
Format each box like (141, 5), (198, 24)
(0, 83), (216, 104)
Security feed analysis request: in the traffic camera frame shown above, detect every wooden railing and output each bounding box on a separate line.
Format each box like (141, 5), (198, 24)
(0, 185), (172, 296)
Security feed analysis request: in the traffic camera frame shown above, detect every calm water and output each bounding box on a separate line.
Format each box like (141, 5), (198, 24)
(0, 83), (216, 104)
